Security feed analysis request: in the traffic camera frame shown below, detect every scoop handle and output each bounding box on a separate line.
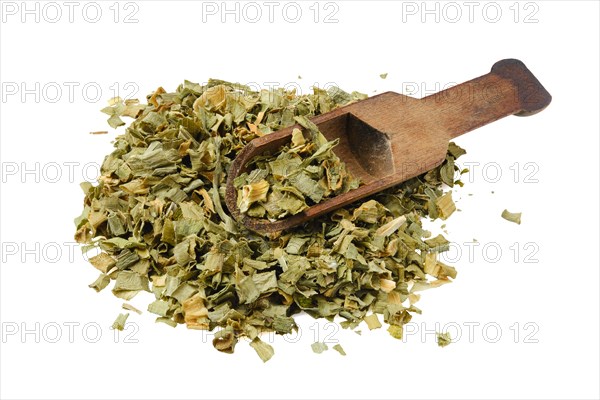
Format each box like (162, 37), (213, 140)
(423, 59), (552, 139)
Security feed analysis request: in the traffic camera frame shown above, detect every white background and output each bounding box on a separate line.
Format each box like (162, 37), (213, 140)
(1, 1), (598, 399)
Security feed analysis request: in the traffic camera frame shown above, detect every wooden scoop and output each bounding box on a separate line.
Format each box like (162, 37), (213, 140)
(225, 59), (551, 233)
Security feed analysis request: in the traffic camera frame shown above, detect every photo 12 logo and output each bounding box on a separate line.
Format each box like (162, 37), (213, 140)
(1, 1), (140, 23)
(400, 1), (540, 24)
(403, 321), (540, 344)
(200, 1), (340, 23)
(1, 82), (139, 104)
(2, 321), (139, 344)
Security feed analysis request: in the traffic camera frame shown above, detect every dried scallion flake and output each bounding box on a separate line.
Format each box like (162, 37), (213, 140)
(388, 324), (404, 340)
(250, 338), (275, 362)
(111, 313), (129, 331)
(364, 314), (382, 330)
(75, 78), (468, 361)
(501, 209), (522, 224)
(88, 273), (110, 292)
(436, 192), (456, 220)
(311, 342), (329, 354)
(238, 180), (270, 213)
(437, 332), (452, 347)
(122, 303), (142, 315)
(333, 344), (346, 356)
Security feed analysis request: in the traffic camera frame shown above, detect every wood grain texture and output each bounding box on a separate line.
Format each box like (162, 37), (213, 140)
(225, 59), (552, 234)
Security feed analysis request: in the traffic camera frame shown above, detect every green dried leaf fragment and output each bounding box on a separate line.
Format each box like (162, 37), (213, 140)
(148, 300), (170, 317)
(436, 192), (456, 220)
(243, 258), (269, 271)
(501, 209), (522, 225)
(112, 271), (150, 300)
(141, 111), (167, 131)
(213, 326), (237, 354)
(161, 218), (176, 246)
(424, 253), (457, 279)
(352, 200), (386, 223)
(375, 215), (406, 237)
(107, 214), (126, 236)
(440, 156), (455, 187)
(364, 313), (382, 330)
(311, 342), (328, 354)
(116, 249), (140, 270)
(238, 270), (278, 304)
(425, 234), (450, 252)
(272, 316), (296, 334)
(238, 180), (270, 214)
(111, 313), (129, 331)
(173, 240), (195, 266)
(253, 270), (278, 294)
(89, 253), (116, 274)
(275, 190), (307, 216)
(437, 332), (452, 347)
(238, 274), (260, 304)
(171, 283), (198, 303)
(285, 236), (310, 255)
(388, 324), (403, 340)
(289, 172), (325, 203)
(447, 142), (467, 158)
(100, 237), (131, 250)
(156, 317), (177, 328)
(88, 273), (110, 292)
(122, 303), (142, 315)
(250, 338), (275, 362)
(101, 97), (127, 128)
(333, 344), (346, 356)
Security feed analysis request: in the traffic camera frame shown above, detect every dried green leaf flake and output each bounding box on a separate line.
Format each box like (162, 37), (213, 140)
(88, 273), (110, 292)
(388, 324), (403, 340)
(333, 344), (346, 356)
(111, 313), (129, 331)
(213, 326), (237, 354)
(148, 300), (170, 317)
(250, 338), (275, 362)
(311, 342), (329, 354)
(364, 314), (382, 330)
(437, 331), (452, 347)
(436, 192), (456, 220)
(122, 303), (142, 314)
(501, 209), (522, 225)
(112, 271), (150, 300)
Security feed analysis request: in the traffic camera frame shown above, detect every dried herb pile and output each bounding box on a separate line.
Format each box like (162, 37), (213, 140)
(75, 80), (465, 361)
